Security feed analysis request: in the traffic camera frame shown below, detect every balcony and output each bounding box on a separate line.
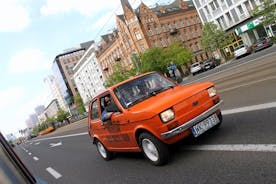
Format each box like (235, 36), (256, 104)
(169, 28), (178, 35)
(114, 56), (121, 61)
(103, 67), (109, 71)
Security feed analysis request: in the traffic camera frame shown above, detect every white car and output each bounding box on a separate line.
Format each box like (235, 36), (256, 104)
(234, 44), (251, 59)
(190, 62), (203, 76)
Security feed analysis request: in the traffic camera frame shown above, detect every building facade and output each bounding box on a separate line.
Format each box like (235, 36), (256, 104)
(44, 75), (68, 111)
(52, 41), (94, 108)
(193, 0), (275, 53)
(97, 0), (209, 79)
(73, 43), (106, 110)
(45, 99), (60, 119)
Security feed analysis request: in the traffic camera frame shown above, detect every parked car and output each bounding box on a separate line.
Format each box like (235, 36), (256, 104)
(234, 44), (251, 59)
(252, 37), (273, 52)
(202, 59), (216, 71)
(190, 62), (203, 75)
(88, 72), (223, 166)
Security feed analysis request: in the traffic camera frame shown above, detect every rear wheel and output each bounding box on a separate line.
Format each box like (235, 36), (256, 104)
(96, 140), (113, 161)
(139, 132), (169, 166)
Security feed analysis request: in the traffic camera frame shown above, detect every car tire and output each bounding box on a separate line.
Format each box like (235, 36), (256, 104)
(96, 140), (113, 161)
(139, 132), (169, 166)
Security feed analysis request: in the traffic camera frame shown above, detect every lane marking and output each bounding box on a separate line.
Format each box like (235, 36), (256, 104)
(28, 153), (32, 155)
(222, 102), (276, 115)
(185, 144), (276, 152)
(220, 75), (276, 93)
(46, 167), (62, 179)
(185, 50), (276, 85)
(26, 150), (28, 152)
(34, 132), (88, 141)
(35, 142), (40, 145)
(33, 157), (39, 161)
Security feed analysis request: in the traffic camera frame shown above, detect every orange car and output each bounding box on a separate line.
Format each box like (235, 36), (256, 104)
(88, 72), (223, 165)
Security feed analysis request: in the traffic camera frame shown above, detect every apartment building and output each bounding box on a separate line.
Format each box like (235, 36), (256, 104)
(193, 0), (275, 52)
(73, 43), (106, 110)
(97, 0), (209, 79)
(52, 41), (94, 109)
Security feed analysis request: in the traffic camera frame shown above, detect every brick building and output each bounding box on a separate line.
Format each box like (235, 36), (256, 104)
(97, 0), (209, 79)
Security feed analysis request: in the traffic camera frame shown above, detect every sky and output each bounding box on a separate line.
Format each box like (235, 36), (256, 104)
(0, 0), (174, 136)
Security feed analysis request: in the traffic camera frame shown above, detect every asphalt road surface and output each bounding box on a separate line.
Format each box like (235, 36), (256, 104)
(15, 45), (276, 184)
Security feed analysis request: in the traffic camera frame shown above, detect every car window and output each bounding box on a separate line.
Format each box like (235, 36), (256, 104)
(91, 100), (99, 120)
(114, 73), (175, 108)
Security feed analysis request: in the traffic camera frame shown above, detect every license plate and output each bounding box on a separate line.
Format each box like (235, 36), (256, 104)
(191, 114), (220, 137)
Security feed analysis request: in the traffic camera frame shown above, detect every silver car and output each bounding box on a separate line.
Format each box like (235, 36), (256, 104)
(234, 44), (251, 59)
(190, 62), (203, 76)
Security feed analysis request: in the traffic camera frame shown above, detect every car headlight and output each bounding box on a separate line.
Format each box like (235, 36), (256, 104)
(207, 87), (217, 97)
(160, 109), (174, 123)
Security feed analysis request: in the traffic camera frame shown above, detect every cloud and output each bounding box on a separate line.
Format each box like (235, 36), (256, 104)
(8, 48), (51, 74)
(0, 86), (26, 111)
(40, 0), (119, 17)
(0, 0), (31, 32)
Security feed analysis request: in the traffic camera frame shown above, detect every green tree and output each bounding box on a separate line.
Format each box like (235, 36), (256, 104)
(252, 0), (276, 27)
(140, 47), (167, 73)
(166, 43), (193, 73)
(55, 109), (70, 122)
(104, 62), (136, 87)
(74, 93), (86, 114)
(201, 22), (232, 60)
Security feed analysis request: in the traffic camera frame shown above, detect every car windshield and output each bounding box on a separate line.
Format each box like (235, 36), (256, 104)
(114, 73), (175, 108)
(234, 45), (245, 50)
(192, 63), (199, 67)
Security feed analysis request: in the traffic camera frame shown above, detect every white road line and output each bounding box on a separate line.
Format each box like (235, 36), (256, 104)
(26, 150), (28, 152)
(46, 167), (62, 179)
(185, 50), (276, 84)
(220, 75), (276, 93)
(34, 132), (88, 141)
(28, 153), (32, 155)
(35, 142), (40, 145)
(185, 144), (276, 152)
(222, 102), (276, 115)
(33, 157), (39, 161)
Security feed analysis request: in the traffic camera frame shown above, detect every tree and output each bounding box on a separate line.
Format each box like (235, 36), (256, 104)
(201, 22), (232, 60)
(74, 93), (86, 114)
(104, 62), (136, 87)
(140, 47), (167, 73)
(165, 43), (193, 73)
(56, 109), (70, 122)
(139, 43), (192, 74)
(252, 0), (276, 27)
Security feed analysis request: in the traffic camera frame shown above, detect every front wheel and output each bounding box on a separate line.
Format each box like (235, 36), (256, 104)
(139, 132), (169, 166)
(96, 140), (113, 161)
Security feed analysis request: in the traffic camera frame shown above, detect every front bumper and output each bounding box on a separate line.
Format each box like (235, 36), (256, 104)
(161, 100), (223, 139)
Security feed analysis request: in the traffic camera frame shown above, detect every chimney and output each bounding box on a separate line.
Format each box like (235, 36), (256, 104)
(179, 0), (188, 9)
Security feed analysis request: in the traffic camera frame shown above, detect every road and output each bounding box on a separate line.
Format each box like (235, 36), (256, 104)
(15, 45), (276, 184)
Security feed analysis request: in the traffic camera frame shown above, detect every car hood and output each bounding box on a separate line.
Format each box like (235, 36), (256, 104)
(127, 82), (213, 122)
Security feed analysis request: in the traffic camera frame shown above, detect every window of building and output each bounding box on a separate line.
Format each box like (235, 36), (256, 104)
(140, 44), (146, 52)
(154, 40), (158, 47)
(180, 19), (184, 27)
(147, 27), (153, 36)
(226, 0), (232, 6)
(250, 0), (256, 8)
(237, 5), (244, 14)
(205, 6), (210, 14)
(167, 22), (172, 29)
(135, 30), (142, 40)
(161, 24), (166, 32)
(160, 38), (166, 47)
(194, 0), (201, 8)
(230, 9), (239, 22)
(167, 37), (171, 45)
(154, 25), (159, 34)
(244, 1), (252, 12)
(226, 12), (232, 23)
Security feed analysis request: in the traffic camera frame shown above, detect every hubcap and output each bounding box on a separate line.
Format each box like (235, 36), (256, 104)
(97, 142), (107, 158)
(142, 139), (159, 162)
